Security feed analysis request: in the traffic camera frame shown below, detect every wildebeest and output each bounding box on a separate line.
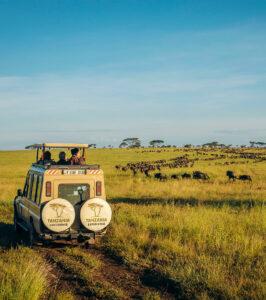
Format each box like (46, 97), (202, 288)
(144, 169), (150, 177)
(181, 173), (191, 179)
(226, 170), (237, 181)
(171, 174), (179, 179)
(154, 173), (167, 181)
(238, 175), (252, 181)
(130, 167), (137, 176)
(192, 171), (210, 180)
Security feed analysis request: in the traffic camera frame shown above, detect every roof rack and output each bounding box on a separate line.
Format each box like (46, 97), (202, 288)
(26, 143), (90, 163)
(32, 163), (100, 170)
(26, 143), (89, 149)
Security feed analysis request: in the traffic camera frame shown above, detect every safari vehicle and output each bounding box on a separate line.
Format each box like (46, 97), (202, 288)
(14, 143), (112, 246)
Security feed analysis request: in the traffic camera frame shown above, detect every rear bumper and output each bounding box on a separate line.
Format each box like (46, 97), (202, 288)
(39, 233), (95, 241)
(39, 230), (105, 241)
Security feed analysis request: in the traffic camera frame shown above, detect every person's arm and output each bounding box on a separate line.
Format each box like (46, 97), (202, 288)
(79, 157), (85, 165)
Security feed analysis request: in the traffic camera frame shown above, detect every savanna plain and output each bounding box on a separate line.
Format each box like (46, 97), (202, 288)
(0, 147), (265, 299)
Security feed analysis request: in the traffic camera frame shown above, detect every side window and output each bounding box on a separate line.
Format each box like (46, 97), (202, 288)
(28, 174), (34, 199)
(23, 173), (30, 197)
(36, 176), (43, 204)
(29, 174), (37, 201)
(31, 174), (39, 202)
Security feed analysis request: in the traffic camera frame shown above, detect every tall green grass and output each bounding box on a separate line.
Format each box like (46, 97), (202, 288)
(103, 204), (265, 299)
(0, 248), (48, 300)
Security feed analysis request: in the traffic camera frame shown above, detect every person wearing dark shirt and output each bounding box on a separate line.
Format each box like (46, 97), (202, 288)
(57, 151), (69, 165)
(38, 151), (56, 165)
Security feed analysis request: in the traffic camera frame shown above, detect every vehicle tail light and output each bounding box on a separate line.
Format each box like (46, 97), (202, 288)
(96, 181), (102, 196)
(46, 181), (51, 197)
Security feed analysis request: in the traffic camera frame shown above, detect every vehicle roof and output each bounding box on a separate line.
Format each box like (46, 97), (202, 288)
(29, 164), (100, 173)
(25, 143), (89, 149)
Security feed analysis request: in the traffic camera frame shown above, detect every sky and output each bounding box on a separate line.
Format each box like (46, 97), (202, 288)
(0, 0), (265, 149)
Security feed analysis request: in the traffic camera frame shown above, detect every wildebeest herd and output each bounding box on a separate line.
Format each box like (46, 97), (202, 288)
(115, 152), (254, 182)
(115, 156), (193, 176)
(116, 146), (266, 182)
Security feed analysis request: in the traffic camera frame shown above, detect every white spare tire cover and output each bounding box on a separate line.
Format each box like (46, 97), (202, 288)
(42, 198), (75, 233)
(80, 198), (112, 232)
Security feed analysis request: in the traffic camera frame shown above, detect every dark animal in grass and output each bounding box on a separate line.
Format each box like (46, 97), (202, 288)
(154, 173), (167, 181)
(130, 167), (137, 176)
(238, 175), (252, 181)
(181, 173), (191, 179)
(144, 169), (150, 177)
(193, 171), (210, 180)
(226, 170), (237, 181)
(171, 174), (179, 179)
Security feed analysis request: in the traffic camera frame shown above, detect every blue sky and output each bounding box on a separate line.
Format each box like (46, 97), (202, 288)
(0, 0), (265, 149)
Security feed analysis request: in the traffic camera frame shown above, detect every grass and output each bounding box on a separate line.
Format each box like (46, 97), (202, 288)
(0, 248), (48, 300)
(103, 204), (265, 299)
(0, 147), (265, 299)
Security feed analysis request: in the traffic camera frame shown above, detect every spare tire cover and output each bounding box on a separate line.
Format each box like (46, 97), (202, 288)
(42, 198), (75, 233)
(80, 198), (112, 232)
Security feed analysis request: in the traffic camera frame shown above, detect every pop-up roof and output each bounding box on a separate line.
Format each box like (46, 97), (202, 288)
(25, 143), (89, 149)
(26, 143), (90, 163)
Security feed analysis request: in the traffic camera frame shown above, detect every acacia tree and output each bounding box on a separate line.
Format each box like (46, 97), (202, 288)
(119, 141), (128, 148)
(184, 144), (192, 148)
(203, 141), (220, 148)
(250, 141), (256, 147)
(149, 140), (164, 147)
(254, 141), (266, 147)
(121, 138), (141, 148)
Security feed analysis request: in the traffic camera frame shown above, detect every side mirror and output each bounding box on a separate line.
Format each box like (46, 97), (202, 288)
(17, 189), (23, 197)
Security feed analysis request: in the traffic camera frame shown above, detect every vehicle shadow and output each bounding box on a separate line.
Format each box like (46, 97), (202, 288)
(109, 197), (264, 208)
(0, 221), (20, 249)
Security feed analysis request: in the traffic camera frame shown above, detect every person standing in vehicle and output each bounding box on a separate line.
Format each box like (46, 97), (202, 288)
(57, 151), (69, 165)
(69, 148), (85, 165)
(38, 151), (56, 165)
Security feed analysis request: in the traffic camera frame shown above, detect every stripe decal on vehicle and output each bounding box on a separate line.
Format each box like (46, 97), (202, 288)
(87, 170), (101, 174)
(46, 170), (60, 175)
(45, 169), (101, 175)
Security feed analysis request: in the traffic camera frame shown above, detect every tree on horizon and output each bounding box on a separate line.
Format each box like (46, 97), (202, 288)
(120, 137), (141, 148)
(149, 139), (164, 147)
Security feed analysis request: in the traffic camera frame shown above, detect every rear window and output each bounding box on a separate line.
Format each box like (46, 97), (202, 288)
(58, 184), (89, 205)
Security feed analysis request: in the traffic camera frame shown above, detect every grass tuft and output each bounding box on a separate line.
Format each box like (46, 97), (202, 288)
(0, 247), (48, 300)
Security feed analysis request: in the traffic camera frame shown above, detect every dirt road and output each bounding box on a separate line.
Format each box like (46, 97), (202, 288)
(37, 243), (175, 299)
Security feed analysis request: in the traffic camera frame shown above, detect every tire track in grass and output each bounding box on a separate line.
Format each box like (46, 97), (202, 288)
(77, 247), (169, 299)
(38, 247), (87, 300)
(39, 244), (175, 299)
(39, 247), (125, 299)
(95, 245), (181, 299)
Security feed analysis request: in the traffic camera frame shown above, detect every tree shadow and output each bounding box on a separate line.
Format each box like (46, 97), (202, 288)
(109, 197), (264, 208)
